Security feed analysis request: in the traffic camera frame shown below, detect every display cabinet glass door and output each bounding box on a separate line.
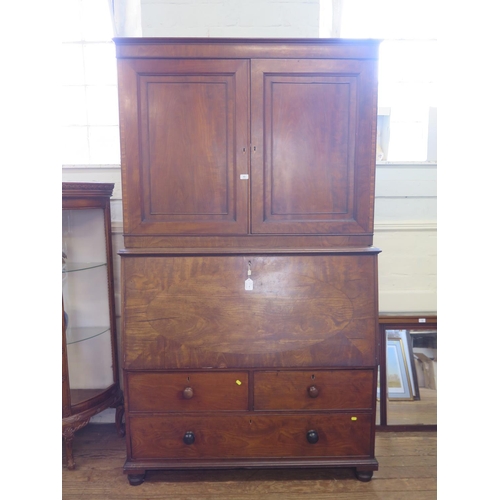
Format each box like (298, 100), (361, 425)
(62, 208), (115, 406)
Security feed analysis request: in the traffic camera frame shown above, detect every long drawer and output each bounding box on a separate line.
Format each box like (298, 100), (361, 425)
(254, 370), (374, 410)
(129, 413), (372, 460)
(127, 372), (248, 412)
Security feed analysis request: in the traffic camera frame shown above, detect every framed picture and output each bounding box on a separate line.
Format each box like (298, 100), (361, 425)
(385, 338), (413, 400)
(387, 330), (419, 399)
(405, 330), (421, 400)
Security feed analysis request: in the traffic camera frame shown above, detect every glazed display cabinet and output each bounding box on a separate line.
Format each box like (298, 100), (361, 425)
(62, 182), (124, 470)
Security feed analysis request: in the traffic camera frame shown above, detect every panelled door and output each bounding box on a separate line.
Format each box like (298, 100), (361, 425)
(250, 58), (377, 235)
(118, 58), (250, 236)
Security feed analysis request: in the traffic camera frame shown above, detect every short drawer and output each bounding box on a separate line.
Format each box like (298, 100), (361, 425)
(127, 372), (248, 412)
(129, 413), (372, 460)
(253, 370), (373, 410)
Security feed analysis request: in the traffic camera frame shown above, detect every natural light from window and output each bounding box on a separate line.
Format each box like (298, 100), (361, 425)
(340, 0), (437, 162)
(62, 0), (119, 166)
(62, 0), (437, 165)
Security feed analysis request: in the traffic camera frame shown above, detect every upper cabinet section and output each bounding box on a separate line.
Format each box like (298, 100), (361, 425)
(115, 38), (380, 250)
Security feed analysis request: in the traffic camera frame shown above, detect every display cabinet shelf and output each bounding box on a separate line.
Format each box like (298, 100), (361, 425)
(63, 262), (107, 273)
(65, 326), (111, 345)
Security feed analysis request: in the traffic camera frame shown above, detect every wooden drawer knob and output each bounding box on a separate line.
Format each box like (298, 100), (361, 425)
(306, 430), (319, 444)
(308, 385), (319, 398)
(183, 387), (194, 399)
(183, 431), (195, 445)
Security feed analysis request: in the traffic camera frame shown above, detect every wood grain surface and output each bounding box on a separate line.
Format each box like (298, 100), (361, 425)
(253, 369), (373, 410)
(128, 413), (372, 460)
(122, 254), (378, 370)
(127, 371), (249, 412)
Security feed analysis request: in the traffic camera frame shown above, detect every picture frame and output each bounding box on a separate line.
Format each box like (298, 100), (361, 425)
(405, 330), (421, 400)
(386, 330), (418, 399)
(385, 338), (413, 400)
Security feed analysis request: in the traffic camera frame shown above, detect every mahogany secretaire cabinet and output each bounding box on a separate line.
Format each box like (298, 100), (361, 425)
(115, 38), (381, 486)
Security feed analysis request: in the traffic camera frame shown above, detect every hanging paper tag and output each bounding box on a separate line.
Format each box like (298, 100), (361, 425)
(245, 278), (254, 290)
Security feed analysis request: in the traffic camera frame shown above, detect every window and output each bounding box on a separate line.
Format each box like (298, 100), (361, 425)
(61, 0), (120, 165)
(340, 0), (437, 162)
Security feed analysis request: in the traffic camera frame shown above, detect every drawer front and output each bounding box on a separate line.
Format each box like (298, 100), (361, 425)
(127, 372), (248, 412)
(254, 370), (373, 411)
(129, 413), (372, 460)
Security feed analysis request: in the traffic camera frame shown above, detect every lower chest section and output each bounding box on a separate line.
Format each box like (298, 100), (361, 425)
(125, 368), (377, 461)
(121, 253), (379, 466)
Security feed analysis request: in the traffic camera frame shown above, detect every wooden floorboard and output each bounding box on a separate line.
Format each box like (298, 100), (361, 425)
(62, 424), (437, 500)
(376, 388), (437, 426)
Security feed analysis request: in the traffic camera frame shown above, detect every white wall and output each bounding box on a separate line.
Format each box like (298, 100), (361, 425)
(141, 0), (321, 38)
(374, 163), (437, 313)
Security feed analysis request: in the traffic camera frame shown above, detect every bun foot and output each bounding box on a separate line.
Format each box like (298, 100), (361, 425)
(355, 469), (373, 482)
(127, 473), (145, 486)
